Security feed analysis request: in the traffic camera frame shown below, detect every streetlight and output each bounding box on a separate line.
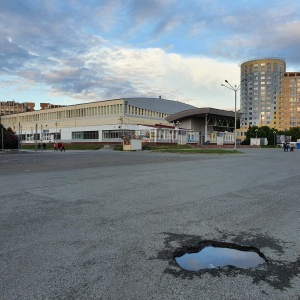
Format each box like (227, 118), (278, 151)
(175, 121), (180, 144)
(55, 122), (59, 142)
(221, 79), (244, 150)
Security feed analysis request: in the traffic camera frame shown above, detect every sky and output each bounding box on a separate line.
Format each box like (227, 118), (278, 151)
(1, 0), (300, 110)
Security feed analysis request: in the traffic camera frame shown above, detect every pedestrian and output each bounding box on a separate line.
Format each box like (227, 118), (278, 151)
(54, 143), (58, 152)
(283, 143), (287, 152)
(61, 142), (65, 152)
(43, 143), (46, 151)
(37, 143), (41, 150)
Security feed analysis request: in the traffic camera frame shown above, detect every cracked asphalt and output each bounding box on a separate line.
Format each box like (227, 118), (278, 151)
(0, 148), (300, 299)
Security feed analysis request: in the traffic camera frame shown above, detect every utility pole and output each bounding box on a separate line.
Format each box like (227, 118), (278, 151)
(221, 79), (245, 150)
(118, 116), (124, 137)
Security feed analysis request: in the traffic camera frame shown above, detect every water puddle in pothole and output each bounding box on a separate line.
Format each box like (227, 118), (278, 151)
(175, 245), (267, 271)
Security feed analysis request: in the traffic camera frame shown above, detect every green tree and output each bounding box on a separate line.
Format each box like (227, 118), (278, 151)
(242, 126), (278, 145)
(286, 127), (300, 141)
(0, 124), (19, 149)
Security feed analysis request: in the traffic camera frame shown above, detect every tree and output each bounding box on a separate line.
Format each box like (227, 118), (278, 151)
(0, 124), (19, 149)
(242, 126), (278, 145)
(286, 127), (300, 141)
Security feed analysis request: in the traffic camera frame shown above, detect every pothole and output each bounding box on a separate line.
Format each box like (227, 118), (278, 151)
(175, 241), (267, 271)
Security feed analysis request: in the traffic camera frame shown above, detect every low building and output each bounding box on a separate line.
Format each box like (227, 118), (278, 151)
(166, 107), (238, 145)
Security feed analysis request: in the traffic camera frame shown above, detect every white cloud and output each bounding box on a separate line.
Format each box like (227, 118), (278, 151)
(2, 0), (300, 110)
(50, 46), (239, 109)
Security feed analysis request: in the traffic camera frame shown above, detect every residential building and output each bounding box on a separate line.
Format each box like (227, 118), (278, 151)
(0, 101), (35, 116)
(240, 57), (286, 129)
(277, 72), (300, 130)
(237, 57), (289, 140)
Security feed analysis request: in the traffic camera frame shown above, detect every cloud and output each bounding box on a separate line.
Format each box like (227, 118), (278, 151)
(1, 0), (300, 109)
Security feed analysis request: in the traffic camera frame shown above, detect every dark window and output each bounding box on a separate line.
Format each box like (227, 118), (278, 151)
(72, 131), (99, 140)
(102, 130), (135, 139)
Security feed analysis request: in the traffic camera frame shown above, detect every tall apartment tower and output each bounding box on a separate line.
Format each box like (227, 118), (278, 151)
(277, 72), (300, 130)
(240, 58), (286, 131)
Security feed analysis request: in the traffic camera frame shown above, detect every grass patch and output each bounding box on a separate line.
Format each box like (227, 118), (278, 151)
(260, 145), (278, 148)
(113, 144), (123, 151)
(148, 144), (190, 150)
(151, 148), (242, 154)
(147, 144), (242, 154)
(21, 143), (242, 154)
(21, 143), (104, 150)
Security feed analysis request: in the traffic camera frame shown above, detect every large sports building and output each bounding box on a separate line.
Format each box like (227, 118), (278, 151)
(1, 97), (197, 144)
(1, 97), (237, 145)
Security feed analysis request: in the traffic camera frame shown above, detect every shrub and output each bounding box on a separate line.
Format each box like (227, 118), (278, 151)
(113, 144), (123, 151)
(142, 144), (151, 150)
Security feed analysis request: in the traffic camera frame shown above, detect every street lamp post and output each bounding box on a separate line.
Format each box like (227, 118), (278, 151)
(221, 79), (244, 150)
(175, 121), (180, 144)
(254, 129), (259, 146)
(55, 122), (59, 142)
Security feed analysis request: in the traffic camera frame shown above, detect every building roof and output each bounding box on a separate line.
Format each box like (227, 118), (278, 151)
(165, 107), (241, 122)
(123, 97), (196, 114)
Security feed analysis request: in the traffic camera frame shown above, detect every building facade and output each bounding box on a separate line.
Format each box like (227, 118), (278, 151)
(240, 58), (286, 131)
(0, 101), (35, 116)
(238, 57), (300, 140)
(0, 97), (196, 144)
(277, 72), (300, 130)
(166, 107), (237, 145)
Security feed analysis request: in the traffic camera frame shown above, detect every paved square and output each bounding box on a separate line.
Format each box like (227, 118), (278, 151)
(1, 148), (299, 299)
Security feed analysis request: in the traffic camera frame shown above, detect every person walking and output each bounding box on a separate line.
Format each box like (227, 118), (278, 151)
(283, 142), (287, 152)
(61, 142), (65, 152)
(42, 143), (46, 151)
(54, 143), (58, 152)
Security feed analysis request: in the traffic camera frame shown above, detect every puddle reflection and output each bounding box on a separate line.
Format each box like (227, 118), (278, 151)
(175, 246), (266, 271)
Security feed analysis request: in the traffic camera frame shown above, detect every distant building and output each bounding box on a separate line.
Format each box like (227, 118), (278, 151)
(0, 101), (35, 116)
(238, 57), (300, 141)
(240, 57), (286, 130)
(278, 72), (300, 130)
(40, 103), (65, 110)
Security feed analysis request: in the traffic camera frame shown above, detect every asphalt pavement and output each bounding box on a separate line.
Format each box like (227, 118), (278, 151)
(0, 148), (299, 299)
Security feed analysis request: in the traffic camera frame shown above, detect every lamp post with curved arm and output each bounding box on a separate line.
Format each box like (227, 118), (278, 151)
(221, 80), (244, 150)
(55, 122), (59, 142)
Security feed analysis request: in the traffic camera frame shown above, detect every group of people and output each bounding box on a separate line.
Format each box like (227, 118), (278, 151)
(54, 142), (65, 152)
(37, 143), (47, 151)
(37, 142), (66, 151)
(283, 143), (294, 152)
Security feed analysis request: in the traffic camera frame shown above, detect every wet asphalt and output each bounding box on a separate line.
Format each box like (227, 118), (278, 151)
(0, 148), (300, 300)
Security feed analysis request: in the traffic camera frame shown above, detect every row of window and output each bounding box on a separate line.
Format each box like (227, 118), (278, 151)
(20, 130), (132, 141)
(126, 105), (168, 118)
(242, 63), (284, 73)
(102, 130), (135, 139)
(72, 131), (99, 140)
(4, 105), (168, 126)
